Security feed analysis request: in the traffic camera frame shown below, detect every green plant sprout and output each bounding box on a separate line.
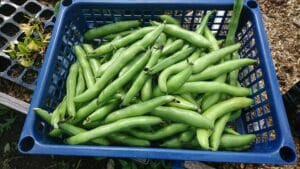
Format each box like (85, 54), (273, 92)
(4, 17), (51, 67)
(0, 105), (16, 137)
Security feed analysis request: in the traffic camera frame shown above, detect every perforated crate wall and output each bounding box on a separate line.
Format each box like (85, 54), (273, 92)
(0, 0), (54, 90)
(19, 0), (297, 165)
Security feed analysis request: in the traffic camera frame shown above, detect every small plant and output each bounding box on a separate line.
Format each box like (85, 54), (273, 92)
(4, 17), (51, 67)
(0, 105), (16, 137)
(54, 1), (61, 16)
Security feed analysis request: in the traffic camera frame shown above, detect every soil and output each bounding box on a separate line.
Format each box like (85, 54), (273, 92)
(258, 0), (300, 94)
(0, 110), (108, 169)
(0, 78), (32, 103)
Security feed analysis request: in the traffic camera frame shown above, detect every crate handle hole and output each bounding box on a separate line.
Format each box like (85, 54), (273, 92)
(247, 0), (258, 9)
(279, 146), (296, 163)
(62, 0), (72, 6)
(19, 136), (35, 152)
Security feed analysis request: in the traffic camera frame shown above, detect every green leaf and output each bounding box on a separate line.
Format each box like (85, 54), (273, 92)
(18, 42), (28, 54)
(18, 58), (34, 67)
(118, 159), (128, 167)
(131, 162), (138, 169)
(4, 143), (10, 153)
(16, 52), (25, 57)
(54, 1), (61, 16)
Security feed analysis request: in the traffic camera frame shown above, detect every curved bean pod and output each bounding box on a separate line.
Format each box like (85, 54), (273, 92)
(98, 50), (151, 104)
(141, 78), (152, 101)
(122, 42), (164, 105)
(159, 15), (180, 26)
(89, 27), (154, 57)
(175, 82), (251, 97)
(71, 98), (107, 124)
(75, 67), (86, 96)
(202, 97), (253, 124)
(59, 123), (110, 145)
(83, 100), (120, 125)
(161, 23), (211, 48)
(34, 108), (110, 145)
(209, 113), (231, 151)
(118, 55), (141, 78)
(66, 116), (163, 145)
(229, 110), (242, 122)
(108, 133), (151, 147)
(74, 24), (164, 103)
(162, 39), (184, 56)
(151, 106), (213, 129)
(229, 52), (242, 85)
(105, 95), (174, 123)
(225, 0), (243, 46)
(97, 48), (124, 77)
(224, 127), (240, 135)
(66, 64), (78, 118)
(196, 129), (211, 150)
(189, 59), (256, 81)
(180, 93), (198, 106)
(168, 95), (199, 111)
(160, 137), (182, 149)
(104, 30), (133, 41)
(83, 44), (102, 77)
(84, 20), (140, 40)
(195, 11), (214, 34)
(167, 64), (193, 92)
(192, 43), (241, 73)
(148, 45), (194, 74)
(158, 50), (201, 93)
(179, 130), (196, 142)
(74, 45), (95, 88)
(126, 123), (189, 141)
(220, 134), (256, 148)
(200, 26), (226, 110)
(51, 97), (67, 128)
(153, 85), (164, 97)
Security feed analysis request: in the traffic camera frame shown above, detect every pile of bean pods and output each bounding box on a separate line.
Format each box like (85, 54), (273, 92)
(35, 0), (257, 151)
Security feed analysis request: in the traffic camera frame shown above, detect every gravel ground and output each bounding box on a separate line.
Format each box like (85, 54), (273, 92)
(258, 0), (299, 93)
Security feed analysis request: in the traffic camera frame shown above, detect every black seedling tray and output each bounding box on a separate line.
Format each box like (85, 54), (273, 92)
(0, 0), (55, 90)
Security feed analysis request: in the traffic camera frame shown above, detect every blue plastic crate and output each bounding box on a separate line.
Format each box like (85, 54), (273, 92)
(19, 0), (297, 164)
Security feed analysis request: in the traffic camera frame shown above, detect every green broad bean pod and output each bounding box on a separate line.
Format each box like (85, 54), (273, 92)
(97, 50), (151, 104)
(84, 20), (140, 40)
(175, 81), (251, 97)
(126, 123), (189, 141)
(66, 63), (79, 118)
(74, 24), (164, 103)
(151, 106), (213, 129)
(108, 133), (151, 147)
(188, 59), (256, 81)
(192, 43), (241, 73)
(159, 15), (180, 26)
(89, 27), (155, 57)
(105, 95), (174, 123)
(66, 116), (163, 145)
(34, 108), (110, 145)
(202, 97), (253, 124)
(74, 45), (95, 88)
